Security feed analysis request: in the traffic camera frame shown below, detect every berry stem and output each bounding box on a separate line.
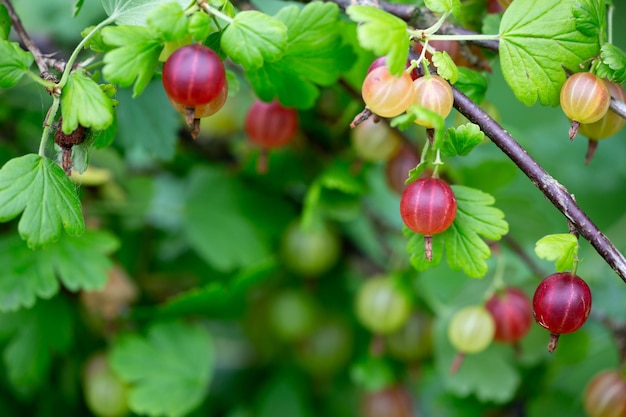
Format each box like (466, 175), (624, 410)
(424, 235), (433, 261)
(548, 333), (560, 352)
(450, 352), (465, 374)
(197, 1), (234, 24)
(569, 120), (580, 140)
(585, 139), (598, 166)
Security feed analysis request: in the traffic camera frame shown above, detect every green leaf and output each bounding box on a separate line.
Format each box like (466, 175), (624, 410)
(0, 154), (85, 248)
(499, 0), (600, 106)
(595, 43), (626, 83)
(443, 186), (508, 277)
(0, 40), (34, 88)
(404, 161), (430, 185)
(189, 11), (213, 42)
(247, 62), (320, 108)
(146, 2), (188, 42)
(115, 80), (179, 161)
(0, 298), (73, 393)
(183, 167), (270, 271)
(442, 123), (485, 157)
(90, 112), (118, 149)
(572, 0), (605, 39)
(101, 0), (191, 26)
(350, 356), (396, 391)
(221, 11), (287, 70)
(425, 0), (461, 16)
(102, 25), (163, 97)
(0, 5), (10, 40)
(432, 51), (459, 84)
(534, 233), (578, 272)
(73, 0), (85, 17)
(110, 321), (213, 417)
(0, 230), (119, 312)
(408, 186), (508, 278)
(402, 105), (445, 148)
(258, 373), (312, 417)
(60, 71), (115, 133)
(346, 6), (409, 76)
(454, 67), (488, 103)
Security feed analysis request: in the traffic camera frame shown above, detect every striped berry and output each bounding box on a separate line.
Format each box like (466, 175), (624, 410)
(485, 287), (533, 344)
(532, 272), (592, 352)
(162, 44), (226, 107)
(400, 177), (456, 261)
(560, 72), (610, 140)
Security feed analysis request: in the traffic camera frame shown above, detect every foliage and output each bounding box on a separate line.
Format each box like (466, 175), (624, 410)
(0, 0), (624, 416)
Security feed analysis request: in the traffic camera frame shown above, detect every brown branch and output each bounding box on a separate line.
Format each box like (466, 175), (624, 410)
(0, 0), (48, 73)
(452, 86), (626, 284)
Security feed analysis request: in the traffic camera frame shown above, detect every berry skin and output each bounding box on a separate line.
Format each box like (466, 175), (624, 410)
(355, 276), (411, 335)
(362, 65), (415, 118)
(532, 272), (592, 352)
(168, 81), (228, 119)
(83, 353), (129, 417)
(560, 72), (611, 140)
(245, 99), (299, 149)
(385, 144), (421, 194)
(361, 385), (413, 417)
(368, 56), (419, 80)
(584, 370), (626, 417)
(350, 116), (403, 163)
(280, 221), (341, 277)
(485, 287), (533, 344)
(162, 44), (226, 107)
(447, 305), (495, 373)
(400, 178), (456, 260)
(411, 75), (454, 128)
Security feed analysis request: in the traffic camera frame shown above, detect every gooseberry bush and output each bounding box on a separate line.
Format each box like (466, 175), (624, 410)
(0, 0), (625, 416)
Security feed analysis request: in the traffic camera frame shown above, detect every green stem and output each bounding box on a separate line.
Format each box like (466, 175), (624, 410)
(57, 16), (115, 89)
(607, 4), (613, 44)
(423, 12), (450, 37)
(39, 97), (60, 156)
(426, 34), (500, 42)
(483, 252), (506, 302)
(198, 1), (234, 24)
(25, 71), (56, 89)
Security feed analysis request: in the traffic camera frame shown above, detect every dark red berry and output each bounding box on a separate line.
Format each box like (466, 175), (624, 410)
(245, 99), (298, 150)
(485, 287), (533, 344)
(532, 272), (592, 352)
(400, 178), (456, 235)
(385, 145), (420, 194)
(400, 177), (456, 261)
(162, 44), (226, 107)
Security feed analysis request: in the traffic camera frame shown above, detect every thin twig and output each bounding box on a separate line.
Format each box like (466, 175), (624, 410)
(452, 86), (626, 284)
(0, 0), (48, 73)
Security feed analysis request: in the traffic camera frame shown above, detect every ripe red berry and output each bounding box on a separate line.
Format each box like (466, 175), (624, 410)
(485, 287), (533, 344)
(162, 44), (226, 107)
(560, 72), (611, 140)
(400, 177), (456, 260)
(584, 370), (626, 417)
(532, 272), (592, 352)
(245, 99), (298, 150)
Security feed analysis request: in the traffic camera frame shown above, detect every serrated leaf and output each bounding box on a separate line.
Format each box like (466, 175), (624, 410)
(535, 233), (578, 272)
(90, 112), (118, 149)
(0, 40), (34, 88)
(425, 0), (461, 16)
(432, 51), (459, 84)
(443, 186), (508, 277)
(346, 6), (408, 76)
(0, 154), (84, 248)
(403, 105), (445, 147)
(0, 5), (10, 40)
(442, 123), (485, 157)
(146, 2), (188, 41)
(0, 298), (73, 393)
(247, 62), (320, 108)
(405, 161), (430, 184)
(499, 0), (600, 106)
(183, 167), (270, 271)
(454, 67), (488, 103)
(60, 71), (115, 133)
(101, 25), (163, 97)
(573, 0), (605, 39)
(101, 0), (191, 26)
(110, 321), (213, 417)
(595, 43), (626, 83)
(0, 230), (119, 312)
(221, 11), (287, 70)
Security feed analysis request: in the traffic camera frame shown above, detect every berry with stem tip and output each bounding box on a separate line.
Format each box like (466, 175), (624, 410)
(447, 305), (495, 374)
(584, 370), (626, 417)
(245, 98), (299, 173)
(532, 272), (592, 352)
(168, 81), (228, 139)
(367, 56), (419, 80)
(579, 80), (626, 165)
(400, 177), (457, 261)
(485, 287), (533, 344)
(162, 44), (226, 108)
(361, 65), (415, 118)
(560, 72), (610, 140)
